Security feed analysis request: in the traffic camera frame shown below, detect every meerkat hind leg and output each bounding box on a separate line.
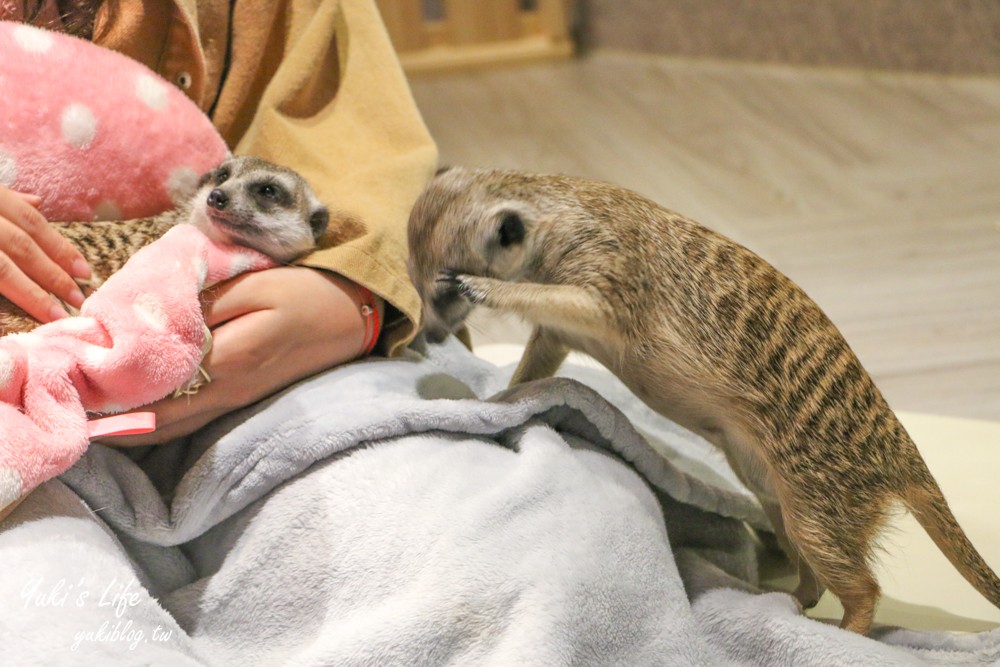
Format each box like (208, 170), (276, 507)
(510, 326), (569, 386)
(781, 497), (883, 634)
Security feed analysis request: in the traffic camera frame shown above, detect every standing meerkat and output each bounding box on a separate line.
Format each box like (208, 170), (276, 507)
(406, 166), (1000, 635)
(0, 155), (359, 335)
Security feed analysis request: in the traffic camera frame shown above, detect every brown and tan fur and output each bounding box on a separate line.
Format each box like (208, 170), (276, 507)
(0, 156), (361, 336)
(407, 167), (1000, 635)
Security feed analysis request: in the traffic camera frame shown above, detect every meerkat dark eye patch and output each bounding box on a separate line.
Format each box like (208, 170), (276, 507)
(497, 210), (525, 247)
(251, 181), (291, 206)
(257, 184), (279, 199)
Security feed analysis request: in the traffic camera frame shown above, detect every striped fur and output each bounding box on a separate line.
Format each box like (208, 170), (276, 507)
(0, 217), (177, 335)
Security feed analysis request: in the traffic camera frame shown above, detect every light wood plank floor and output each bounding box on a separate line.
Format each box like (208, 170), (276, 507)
(408, 52), (1000, 422)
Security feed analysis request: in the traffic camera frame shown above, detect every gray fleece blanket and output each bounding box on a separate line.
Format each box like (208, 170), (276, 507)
(1, 338), (997, 666)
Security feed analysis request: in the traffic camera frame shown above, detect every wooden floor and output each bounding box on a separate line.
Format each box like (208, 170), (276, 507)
(408, 52), (1000, 422)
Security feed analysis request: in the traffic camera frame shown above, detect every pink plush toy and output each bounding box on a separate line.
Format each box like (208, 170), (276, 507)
(0, 21), (228, 220)
(0, 225), (275, 517)
(0, 22), (242, 517)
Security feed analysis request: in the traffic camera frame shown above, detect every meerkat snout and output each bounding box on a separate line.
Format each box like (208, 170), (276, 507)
(207, 188), (230, 211)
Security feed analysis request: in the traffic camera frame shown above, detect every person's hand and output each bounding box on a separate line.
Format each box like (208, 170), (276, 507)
(0, 184), (92, 321)
(101, 266), (379, 446)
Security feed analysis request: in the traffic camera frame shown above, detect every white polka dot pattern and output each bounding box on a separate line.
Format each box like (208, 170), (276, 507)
(0, 151), (16, 187)
(166, 166), (199, 206)
(192, 256), (210, 284)
(0, 349), (13, 389)
(12, 25), (53, 53)
(0, 224), (276, 513)
(135, 73), (169, 110)
(93, 200), (123, 221)
(60, 103), (98, 149)
(83, 344), (111, 369)
(132, 293), (169, 331)
(0, 468), (23, 511)
(227, 253), (258, 279)
(0, 21), (227, 221)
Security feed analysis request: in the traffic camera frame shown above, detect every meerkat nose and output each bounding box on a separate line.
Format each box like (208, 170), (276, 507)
(208, 189), (230, 210)
(424, 325), (448, 344)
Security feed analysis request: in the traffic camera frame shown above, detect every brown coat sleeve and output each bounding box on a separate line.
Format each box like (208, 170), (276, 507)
(211, 0), (437, 355)
(98, 0), (435, 354)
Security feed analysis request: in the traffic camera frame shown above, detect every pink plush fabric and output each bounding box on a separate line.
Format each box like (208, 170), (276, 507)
(0, 21), (228, 221)
(0, 225), (274, 515)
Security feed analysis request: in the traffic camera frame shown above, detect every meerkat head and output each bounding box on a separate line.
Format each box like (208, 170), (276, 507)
(187, 155), (330, 263)
(408, 166), (541, 343)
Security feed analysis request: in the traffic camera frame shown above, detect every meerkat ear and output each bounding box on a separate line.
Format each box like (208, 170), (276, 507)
(310, 206), (330, 241)
(497, 210), (525, 247)
(322, 210), (367, 247)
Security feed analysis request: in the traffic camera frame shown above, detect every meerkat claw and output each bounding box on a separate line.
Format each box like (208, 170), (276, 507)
(436, 268), (461, 286)
(456, 276), (487, 304)
(436, 270), (486, 303)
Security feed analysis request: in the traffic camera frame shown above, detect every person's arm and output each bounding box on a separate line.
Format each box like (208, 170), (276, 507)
(107, 266), (381, 445)
(0, 184), (92, 323)
(104, 0), (435, 446)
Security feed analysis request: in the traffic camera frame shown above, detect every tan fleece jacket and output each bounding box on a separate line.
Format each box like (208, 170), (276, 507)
(95, 0), (437, 355)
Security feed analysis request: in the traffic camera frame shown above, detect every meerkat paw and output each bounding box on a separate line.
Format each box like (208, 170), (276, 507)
(436, 270), (493, 305)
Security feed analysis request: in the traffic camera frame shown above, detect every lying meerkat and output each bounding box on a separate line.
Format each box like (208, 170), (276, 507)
(0, 155), (360, 335)
(406, 166), (1000, 635)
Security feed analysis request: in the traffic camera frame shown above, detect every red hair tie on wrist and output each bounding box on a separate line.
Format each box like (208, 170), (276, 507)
(356, 286), (380, 357)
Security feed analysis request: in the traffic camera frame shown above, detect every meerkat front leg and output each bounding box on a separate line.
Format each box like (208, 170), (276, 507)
(438, 271), (616, 342)
(510, 326), (569, 386)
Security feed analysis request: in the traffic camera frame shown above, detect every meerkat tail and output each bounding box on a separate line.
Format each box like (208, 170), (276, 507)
(901, 461), (1000, 610)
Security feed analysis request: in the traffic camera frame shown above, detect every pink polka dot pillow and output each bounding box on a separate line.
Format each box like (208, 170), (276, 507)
(0, 22), (228, 221)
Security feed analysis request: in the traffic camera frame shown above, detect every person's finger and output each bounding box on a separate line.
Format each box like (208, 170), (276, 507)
(0, 189), (92, 322)
(13, 191), (42, 207)
(0, 250), (72, 323)
(0, 194), (92, 283)
(0, 219), (85, 315)
(201, 272), (269, 328)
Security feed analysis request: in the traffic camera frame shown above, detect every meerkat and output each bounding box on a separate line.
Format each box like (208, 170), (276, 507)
(406, 166), (1000, 635)
(0, 155), (360, 335)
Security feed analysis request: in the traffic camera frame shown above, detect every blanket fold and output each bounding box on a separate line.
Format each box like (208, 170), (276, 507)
(2, 338), (998, 665)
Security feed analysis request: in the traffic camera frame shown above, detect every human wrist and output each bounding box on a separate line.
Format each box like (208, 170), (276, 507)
(317, 271), (384, 358)
(352, 284), (382, 357)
